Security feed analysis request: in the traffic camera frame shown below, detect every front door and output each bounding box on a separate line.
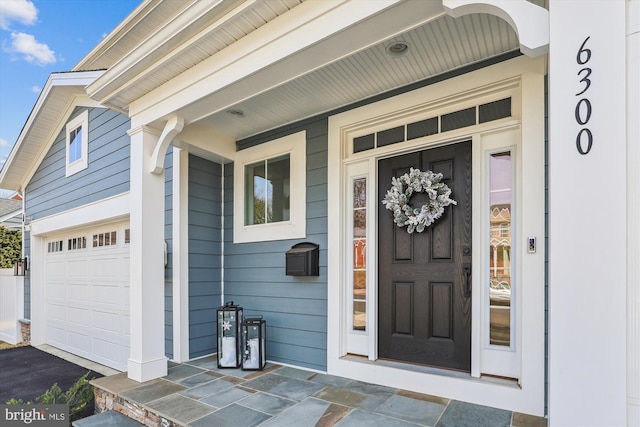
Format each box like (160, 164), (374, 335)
(378, 141), (472, 371)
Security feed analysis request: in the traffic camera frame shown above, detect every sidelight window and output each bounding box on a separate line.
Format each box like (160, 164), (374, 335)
(352, 177), (367, 331)
(489, 152), (513, 346)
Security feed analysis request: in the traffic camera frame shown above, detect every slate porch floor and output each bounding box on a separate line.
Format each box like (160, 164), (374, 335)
(90, 357), (547, 427)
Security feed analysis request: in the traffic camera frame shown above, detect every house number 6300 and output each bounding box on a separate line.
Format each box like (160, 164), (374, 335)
(575, 37), (593, 155)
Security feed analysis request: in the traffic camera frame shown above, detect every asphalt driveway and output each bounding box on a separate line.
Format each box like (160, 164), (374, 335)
(0, 346), (103, 403)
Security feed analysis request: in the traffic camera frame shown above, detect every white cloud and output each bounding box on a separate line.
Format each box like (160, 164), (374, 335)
(30, 85), (40, 93)
(0, 137), (9, 148)
(7, 31), (56, 66)
(0, 0), (38, 30)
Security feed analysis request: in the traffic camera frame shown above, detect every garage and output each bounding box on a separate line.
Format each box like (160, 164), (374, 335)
(45, 221), (130, 371)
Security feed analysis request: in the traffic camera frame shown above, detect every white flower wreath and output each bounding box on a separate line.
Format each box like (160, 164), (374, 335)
(381, 167), (457, 233)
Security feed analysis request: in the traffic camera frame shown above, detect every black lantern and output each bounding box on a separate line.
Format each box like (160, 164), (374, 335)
(13, 258), (27, 276)
(241, 316), (266, 371)
(216, 301), (243, 368)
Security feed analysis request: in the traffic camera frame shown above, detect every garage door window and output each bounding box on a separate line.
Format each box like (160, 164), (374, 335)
(93, 231), (117, 248)
(48, 240), (63, 253)
(68, 237), (87, 250)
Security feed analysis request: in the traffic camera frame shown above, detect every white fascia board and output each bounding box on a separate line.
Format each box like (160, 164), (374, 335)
(85, 0), (244, 104)
(0, 71), (104, 191)
(127, 0), (438, 127)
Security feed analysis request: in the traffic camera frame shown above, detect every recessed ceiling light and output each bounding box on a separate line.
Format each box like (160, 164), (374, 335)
(227, 109), (245, 118)
(386, 41), (409, 57)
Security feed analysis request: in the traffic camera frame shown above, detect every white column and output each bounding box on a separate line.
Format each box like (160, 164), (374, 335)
(627, 1), (640, 425)
(172, 147), (190, 362)
(127, 125), (168, 382)
(548, 1), (627, 426)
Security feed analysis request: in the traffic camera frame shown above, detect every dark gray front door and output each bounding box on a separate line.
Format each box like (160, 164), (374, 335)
(378, 141), (472, 371)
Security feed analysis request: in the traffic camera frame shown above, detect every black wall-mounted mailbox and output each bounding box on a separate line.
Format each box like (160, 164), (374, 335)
(285, 242), (319, 276)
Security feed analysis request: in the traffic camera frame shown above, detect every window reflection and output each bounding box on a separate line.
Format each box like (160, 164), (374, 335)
(489, 152), (512, 346)
(353, 178), (367, 331)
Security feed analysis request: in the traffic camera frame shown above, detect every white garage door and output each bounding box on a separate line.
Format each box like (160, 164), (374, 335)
(45, 221), (130, 371)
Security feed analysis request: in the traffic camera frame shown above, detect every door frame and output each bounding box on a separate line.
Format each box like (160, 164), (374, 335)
(327, 55), (546, 415)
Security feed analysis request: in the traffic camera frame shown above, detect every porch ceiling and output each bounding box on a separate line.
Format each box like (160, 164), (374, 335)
(86, 0), (544, 144)
(199, 12), (520, 141)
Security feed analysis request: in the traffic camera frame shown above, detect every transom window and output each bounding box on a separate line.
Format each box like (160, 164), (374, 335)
(65, 110), (89, 176)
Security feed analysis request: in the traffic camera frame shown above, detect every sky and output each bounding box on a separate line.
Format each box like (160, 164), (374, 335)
(0, 0), (141, 195)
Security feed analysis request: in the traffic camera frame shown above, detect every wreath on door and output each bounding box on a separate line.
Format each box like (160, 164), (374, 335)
(381, 167), (456, 233)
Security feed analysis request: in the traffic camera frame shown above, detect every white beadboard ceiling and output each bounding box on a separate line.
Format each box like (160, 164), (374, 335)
(198, 12), (520, 141)
(82, 0), (521, 142)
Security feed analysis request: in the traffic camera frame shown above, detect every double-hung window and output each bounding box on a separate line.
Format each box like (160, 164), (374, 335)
(233, 131), (306, 243)
(65, 110), (89, 176)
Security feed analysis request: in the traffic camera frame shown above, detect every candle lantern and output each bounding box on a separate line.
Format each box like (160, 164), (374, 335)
(241, 316), (266, 371)
(216, 301), (243, 368)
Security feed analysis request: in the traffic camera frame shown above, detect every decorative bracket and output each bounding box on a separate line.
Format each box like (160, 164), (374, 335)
(150, 115), (184, 174)
(443, 0), (549, 57)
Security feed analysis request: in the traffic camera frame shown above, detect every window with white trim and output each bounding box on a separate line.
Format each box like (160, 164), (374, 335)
(233, 131), (306, 243)
(65, 110), (89, 176)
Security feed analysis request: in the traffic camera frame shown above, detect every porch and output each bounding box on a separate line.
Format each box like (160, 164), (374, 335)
(87, 357), (547, 427)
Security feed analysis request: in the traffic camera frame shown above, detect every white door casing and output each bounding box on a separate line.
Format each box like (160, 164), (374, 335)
(327, 55), (545, 415)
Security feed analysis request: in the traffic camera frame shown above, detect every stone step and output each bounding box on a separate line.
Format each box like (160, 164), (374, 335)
(72, 410), (144, 427)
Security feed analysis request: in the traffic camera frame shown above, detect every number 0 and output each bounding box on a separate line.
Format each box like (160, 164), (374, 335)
(576, 128), (593, 155)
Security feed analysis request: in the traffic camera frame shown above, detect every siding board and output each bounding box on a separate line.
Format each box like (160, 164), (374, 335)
(26, 107), (131, 220)
(188, 155), (222, 359)
(224, 117), (328, 370)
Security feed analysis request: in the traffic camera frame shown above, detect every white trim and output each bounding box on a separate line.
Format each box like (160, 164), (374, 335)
(443, 0), (549, 57)
(30, 193), (130, 236)
(233, 131), (306, 243)
(328, 56), (545, 415)
(172, 148), (190, 362)
(65, 110), (89, 176)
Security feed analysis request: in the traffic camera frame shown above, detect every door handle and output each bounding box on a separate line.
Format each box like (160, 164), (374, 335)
(463, 263), (471, 298)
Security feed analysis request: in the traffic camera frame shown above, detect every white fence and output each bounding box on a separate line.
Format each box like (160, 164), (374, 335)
(0, 268), (24, 344)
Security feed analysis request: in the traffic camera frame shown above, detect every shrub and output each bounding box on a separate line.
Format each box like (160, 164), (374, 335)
(6, 372), (96, 422)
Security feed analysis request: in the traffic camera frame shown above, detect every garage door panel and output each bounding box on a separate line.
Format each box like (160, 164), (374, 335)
(91, 256), (128, 279)
(48, 283), (66, 301)
(68, 283), (91, 302)
(68, 330), (92, 355)
(92, 285), (127, 306)
(67, 260), (90, 278)
(46, 262), (67, 279)
(45, 222), (130, 372)
(67, 306), (91, 326)
(47, 302), (67, 322)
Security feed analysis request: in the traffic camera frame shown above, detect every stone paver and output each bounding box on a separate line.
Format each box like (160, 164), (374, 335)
(87, 359), (548, 427)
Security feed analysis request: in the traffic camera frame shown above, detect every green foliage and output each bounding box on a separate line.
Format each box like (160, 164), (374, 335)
(5, 372), (96, 421)
(0, 225), (22, 268)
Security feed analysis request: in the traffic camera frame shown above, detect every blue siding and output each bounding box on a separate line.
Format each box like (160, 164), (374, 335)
(23, 107), (131, 323)
(224, 118), (328, 371)
(25, 107), (130, 219)
(188, 155), (222, 358)
(164, 148), (174, 359)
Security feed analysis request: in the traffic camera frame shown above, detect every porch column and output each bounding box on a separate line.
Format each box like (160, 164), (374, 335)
(548, 1), (627, 426)
(127, 125), (168, 382)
